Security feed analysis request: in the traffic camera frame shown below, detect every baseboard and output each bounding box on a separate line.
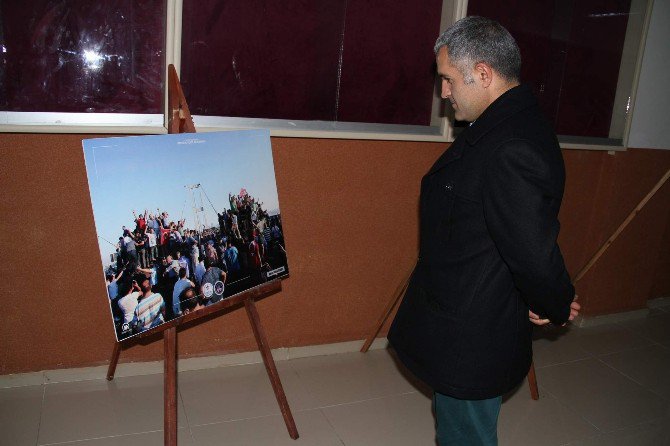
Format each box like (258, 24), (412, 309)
(574, 308), (650, 328)
(647, 296), (670, 309)
(0, 337), (390, 389)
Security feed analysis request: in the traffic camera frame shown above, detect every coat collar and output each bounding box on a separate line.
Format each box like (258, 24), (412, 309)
(426, 84), (536, 176)
(464, 84), (536, 146)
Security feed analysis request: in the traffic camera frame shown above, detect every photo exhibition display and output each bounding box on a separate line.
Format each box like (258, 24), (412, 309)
(83, 129), (289, 341)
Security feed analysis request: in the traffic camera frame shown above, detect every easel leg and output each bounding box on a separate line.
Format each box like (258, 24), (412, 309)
(164, 327), (178, 446)
(244, 299), (299, 440)
(527, 360), (539, 400)
(361, 263), (414, 353)
(107, 342), (122, 381)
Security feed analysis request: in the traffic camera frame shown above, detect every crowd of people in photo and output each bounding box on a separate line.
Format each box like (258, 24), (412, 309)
(104, 189), (287, 340)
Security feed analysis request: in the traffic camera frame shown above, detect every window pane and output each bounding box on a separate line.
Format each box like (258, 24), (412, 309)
(0, 0), (165, 113)
(180, 0), (442, 126)
(337, 0), (443, 125)
(468, 0), (636, 140)
(181, 1), (346, 121)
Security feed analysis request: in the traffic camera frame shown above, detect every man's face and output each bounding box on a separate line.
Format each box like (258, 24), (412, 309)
(140, 278), (151, 292)
(436, 47), (486, 122)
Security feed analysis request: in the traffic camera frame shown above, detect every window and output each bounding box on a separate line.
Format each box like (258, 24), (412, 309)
(0, 0), (166, 131)
(467, 0), (651, 148)
(0, 0), (653, 147)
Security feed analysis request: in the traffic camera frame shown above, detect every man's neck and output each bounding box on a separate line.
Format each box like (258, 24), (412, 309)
(489, 81), (520, 105)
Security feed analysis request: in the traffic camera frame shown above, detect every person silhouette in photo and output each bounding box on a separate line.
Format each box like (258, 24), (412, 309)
(163, 254), (180, 316)
(194, 255), (206, 286)
(131, 274), (165, 333)
(106, 270), (124, 324)
(228, 209), (242, 239)
(122, 229), (138, 269)
(172, 267), (195, 317)
(134, 229), (148, 269)
(200, 257), (226, 306)
(146, 227), (157, 263)
(179, 286), (205, 315)
(116, 276), (141, 337)
(184, 230), (199, 280)
(248, 233), (263, 285)
(224, 241), (240, 280)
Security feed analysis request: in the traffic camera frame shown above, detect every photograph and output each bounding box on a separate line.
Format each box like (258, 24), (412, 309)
(83, 129), (289, 341)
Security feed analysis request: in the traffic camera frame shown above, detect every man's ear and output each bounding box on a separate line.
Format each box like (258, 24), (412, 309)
(474, 62), (493, 88)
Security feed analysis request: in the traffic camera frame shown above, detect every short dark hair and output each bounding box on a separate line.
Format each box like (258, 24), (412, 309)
(434, 16), (521, 83)
(179, 287), (201, 312)
(117, 276), (133, 297)
(205, 257), (216, 269)
(179, 268), (187, 279)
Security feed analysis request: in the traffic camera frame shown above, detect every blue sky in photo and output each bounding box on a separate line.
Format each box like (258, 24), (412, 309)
(83, 129), (280, 266)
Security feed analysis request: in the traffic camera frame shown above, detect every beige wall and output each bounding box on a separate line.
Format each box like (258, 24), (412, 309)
(0, 134), (668, 374)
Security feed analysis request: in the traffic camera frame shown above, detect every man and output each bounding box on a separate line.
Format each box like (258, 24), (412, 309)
(106, 270), (123, 300)
(224, 241), (240, 278)
(228, 209), (242, 239)
(132, 274), (166, 332)
(388, 17), (580, 446)
(184, 230), (199, 278)
(162, 254), (180, 309)
(106, 270), (124, 324)
(200, 257), (227, 305)
(194, 255), (206, 286)
(172, 268), (195, 317)
(179, 286), (206, 315)
(177, 250), (190, 279)
(146, 227), (157, 263)
(134, 229), (148, 269)
(122, 229), (138, 268)
(116, 276), (141, 337)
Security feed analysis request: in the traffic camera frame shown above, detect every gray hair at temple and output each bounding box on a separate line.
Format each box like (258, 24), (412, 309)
(434, 16), (521, 84)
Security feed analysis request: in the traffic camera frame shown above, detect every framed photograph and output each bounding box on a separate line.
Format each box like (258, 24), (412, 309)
(83, 129), (289, 341)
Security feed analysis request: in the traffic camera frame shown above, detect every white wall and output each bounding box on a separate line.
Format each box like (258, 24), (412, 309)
(628, 0), (670, 149)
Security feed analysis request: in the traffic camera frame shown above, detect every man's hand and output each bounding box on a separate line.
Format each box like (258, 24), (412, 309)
(528, 309), (550, 326)
(566, 295), (580, 324)
(528, 295), (580, 326)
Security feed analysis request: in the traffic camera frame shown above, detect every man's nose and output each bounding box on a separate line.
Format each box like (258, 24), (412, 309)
(441, 81), (450, 99)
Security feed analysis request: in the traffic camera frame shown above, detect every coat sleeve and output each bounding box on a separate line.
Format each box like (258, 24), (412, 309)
(482, 139), (574, 325)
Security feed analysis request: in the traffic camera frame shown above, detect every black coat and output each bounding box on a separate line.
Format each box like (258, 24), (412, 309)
(388, 85), (575, 400)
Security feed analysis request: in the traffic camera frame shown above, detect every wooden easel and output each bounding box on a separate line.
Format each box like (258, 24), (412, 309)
(106, 65), (299, 445)
(361, 166), (670, 402)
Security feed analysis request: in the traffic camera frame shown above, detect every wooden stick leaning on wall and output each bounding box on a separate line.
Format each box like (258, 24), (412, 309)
(360, 166), (670, 401)
(106, 65), (299, 444)
(571, 167), (670, 284)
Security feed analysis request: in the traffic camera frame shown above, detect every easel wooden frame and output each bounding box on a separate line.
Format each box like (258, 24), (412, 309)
(106, 65), (299, 445)
(361, 166), (670, 402)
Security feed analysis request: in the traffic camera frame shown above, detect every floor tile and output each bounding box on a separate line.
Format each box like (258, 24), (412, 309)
(532, 325), (592, 368)
(0, 384), (43, 446)
(498, 379), (599, 446)
(599, 344), (670, 400)
(322, 392), (435, 446)
(191, 409), (343, 446)
(179, 361), (317, 426)
(42, 428), (195, 446)
(566, 416), (670, 446)
(572, 323), (653, 356)
(618, 312), (670, 347)
(288, 349), (428, 407)
(38, 374), (186, 445)
(537, 358), (668, 432)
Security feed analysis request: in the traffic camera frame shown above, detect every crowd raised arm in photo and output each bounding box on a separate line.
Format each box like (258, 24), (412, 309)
(106, 190), (287, 340)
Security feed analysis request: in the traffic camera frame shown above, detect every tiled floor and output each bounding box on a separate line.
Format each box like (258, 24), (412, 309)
(2, 306), (670, 445)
